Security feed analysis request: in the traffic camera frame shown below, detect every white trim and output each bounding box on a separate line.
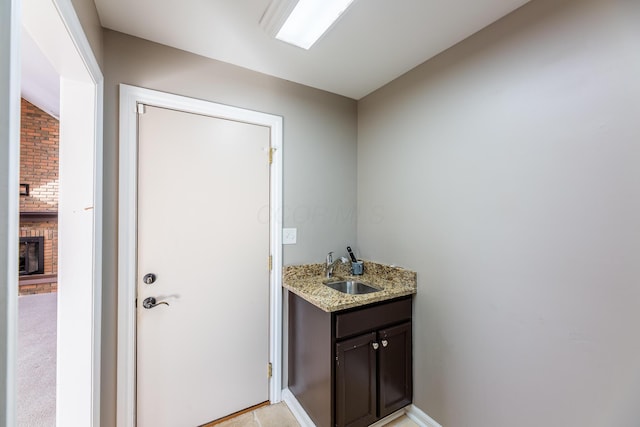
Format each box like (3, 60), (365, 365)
(269, 105), (284, 404)
(92, 78), (104, 427)
(367, 409), (406, 427)
(53, 0), (102, 82)
(282, 388), (442, 427)
(282, 388), (410, 427)
(283, 388), (425, 427)
(282, 389), (316, 427)
(51, 1), (104, 425)
(1, 0), (21, 424)
(8, 0), (103, 423)
(117, 84), (284, 426)
(405, 404), (443, 427)
(117, 85), (138, 427)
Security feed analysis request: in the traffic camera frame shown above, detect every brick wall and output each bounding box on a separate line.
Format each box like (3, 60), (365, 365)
(20, 98), (59, 212)
(19, 98), (59, 295)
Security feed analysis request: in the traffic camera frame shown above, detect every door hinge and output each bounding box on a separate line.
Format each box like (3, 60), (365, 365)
(137, 103), (146, 115)
(268, 255), (273, 271)
(268, 147), (276, 165)
(268, 362), (273, 379)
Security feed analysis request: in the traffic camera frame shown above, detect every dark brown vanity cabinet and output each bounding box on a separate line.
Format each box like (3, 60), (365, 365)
(289, 294), (412, 427)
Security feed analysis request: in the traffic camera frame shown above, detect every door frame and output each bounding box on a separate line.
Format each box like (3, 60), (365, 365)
(0, 1), (21, 424)
(3, 0), (103, 425)
(117, 84), (284, 427)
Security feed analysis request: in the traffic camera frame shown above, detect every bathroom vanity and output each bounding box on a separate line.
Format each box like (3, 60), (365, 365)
(284, 261), (417, 427)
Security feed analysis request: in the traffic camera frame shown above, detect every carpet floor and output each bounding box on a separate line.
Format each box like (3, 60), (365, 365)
(17, 292), (57, 427)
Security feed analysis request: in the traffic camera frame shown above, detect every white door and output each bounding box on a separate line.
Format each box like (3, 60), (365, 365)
(136, 105), (271, 427)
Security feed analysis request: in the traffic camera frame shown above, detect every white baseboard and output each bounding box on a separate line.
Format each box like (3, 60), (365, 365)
(368, 409), (406, 427)
(405, 404), (443, 427)
(282, 388), (316, 427)
(282, 389), (442, 427)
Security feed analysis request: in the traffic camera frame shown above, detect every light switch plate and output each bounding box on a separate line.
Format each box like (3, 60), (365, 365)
(283, 228), (297, 245)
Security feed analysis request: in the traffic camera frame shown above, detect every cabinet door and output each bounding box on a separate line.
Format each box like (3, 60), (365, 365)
(336, 332), (377, 427)
(378, 322), (412, 418)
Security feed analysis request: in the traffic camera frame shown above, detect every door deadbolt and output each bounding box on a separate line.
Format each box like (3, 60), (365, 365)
(143, 273), (157, 285)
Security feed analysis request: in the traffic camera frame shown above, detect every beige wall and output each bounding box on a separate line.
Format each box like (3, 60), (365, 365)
(70, 0), (103, 68)
(357, 0), (640, 425)
(101, 29), (357, 426)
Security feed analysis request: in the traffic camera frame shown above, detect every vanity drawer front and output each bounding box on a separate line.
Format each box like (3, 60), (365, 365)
(335, 297), (411, 340)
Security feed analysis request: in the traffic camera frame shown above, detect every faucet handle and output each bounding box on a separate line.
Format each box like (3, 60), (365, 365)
(326, 251), (333, 263)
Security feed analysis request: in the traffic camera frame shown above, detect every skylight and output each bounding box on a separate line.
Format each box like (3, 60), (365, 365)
(275, 0), (356, 50)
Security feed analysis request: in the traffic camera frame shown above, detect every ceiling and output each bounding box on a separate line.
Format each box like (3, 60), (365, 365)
(94, 0), (531, 100)
(21, 28), (60, 118)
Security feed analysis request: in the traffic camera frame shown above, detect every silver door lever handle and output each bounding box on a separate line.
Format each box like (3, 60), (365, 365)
(142, 297), (169, 309)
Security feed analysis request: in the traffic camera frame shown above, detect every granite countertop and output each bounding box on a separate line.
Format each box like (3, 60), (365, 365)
(283, 261), (417, 312)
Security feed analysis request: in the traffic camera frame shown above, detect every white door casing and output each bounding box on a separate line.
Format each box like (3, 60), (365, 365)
(0, 1), (21, 424)
(117, 85), (283, 427)
(17, 0), (104, 425)
(137, 105), (270, 426)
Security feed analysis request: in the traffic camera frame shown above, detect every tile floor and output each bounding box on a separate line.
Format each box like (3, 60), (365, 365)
(214, 402), (418, 427)
(214, 403), (298, 427)
(383, 415), (420, 427)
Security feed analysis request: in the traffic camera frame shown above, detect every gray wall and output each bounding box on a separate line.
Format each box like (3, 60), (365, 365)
(357, 0), (640, 425)
(101, 29), (357, 426)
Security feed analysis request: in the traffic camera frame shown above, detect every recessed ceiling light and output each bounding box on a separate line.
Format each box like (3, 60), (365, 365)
(261, 0), (357, 50)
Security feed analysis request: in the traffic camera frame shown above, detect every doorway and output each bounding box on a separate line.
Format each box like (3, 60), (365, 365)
(16, 96), (60, 426)
(17, 0), (103, 425)
(117, 85), (283, 426)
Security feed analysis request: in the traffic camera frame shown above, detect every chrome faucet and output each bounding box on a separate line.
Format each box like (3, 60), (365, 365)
(325, 251), (348, 278)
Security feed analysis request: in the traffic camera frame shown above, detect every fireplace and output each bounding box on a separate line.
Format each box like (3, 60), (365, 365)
(19, 236), (44, 276)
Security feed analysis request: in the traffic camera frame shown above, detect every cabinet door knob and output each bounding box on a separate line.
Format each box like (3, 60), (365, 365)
(381, 339), (388, 348)
(372, 342), (379, 350)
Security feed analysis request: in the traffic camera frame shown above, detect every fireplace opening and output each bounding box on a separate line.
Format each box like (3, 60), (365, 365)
(19, 236), (45, 276)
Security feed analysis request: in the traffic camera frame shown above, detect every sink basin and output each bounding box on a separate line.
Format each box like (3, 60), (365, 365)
(324, 280), (381, 295)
